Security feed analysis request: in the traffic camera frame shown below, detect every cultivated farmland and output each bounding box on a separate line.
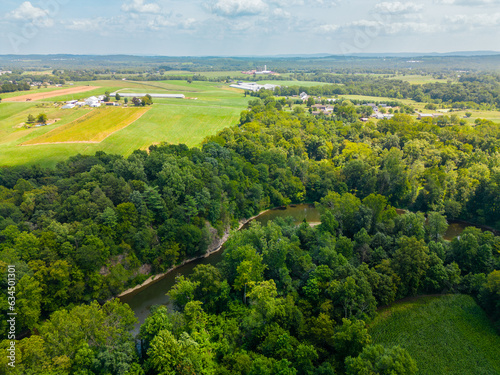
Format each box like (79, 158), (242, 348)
(0, 80), (247, 167)
(369, 294), (500, 375)
(23, 107), (150, 145)
(3, 86), (99, 102)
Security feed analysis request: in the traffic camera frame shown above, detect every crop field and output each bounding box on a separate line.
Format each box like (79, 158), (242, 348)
(0, 79), (247, 167)
(3, 86), (99, 102)
(23, 107), (150, 145)
(369, 294), (500, 375)
(0, 86), (71, 100)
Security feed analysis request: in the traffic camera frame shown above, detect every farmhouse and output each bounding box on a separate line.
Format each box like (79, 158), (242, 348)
(311, 104), (334, 113)
(416, 113), (444, 120)
(85, 96), (101, 107)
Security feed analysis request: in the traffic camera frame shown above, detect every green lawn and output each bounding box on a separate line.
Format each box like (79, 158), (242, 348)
(369, 294), (500, 375)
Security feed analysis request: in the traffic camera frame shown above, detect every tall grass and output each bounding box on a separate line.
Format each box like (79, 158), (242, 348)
(369, 294), (500, 375)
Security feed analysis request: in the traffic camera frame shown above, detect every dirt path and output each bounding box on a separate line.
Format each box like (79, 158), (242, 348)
(3, 86), (100, 102)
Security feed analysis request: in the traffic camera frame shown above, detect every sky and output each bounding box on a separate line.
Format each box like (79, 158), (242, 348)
(0, 0), (499, 56)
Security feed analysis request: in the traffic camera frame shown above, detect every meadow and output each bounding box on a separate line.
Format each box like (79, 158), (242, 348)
(0, 80), (246, 167)
(369, 294), (500, 375)
(23, 107), (150, 144)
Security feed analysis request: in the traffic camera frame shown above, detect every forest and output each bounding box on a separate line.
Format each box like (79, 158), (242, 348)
(263, 74), (500, 108)
(0, 97), (499, 374)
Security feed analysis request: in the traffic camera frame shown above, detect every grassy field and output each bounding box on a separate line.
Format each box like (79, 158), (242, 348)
(23, 107), (150, 144)
(388, 74), (451, 84)
(255, 80), (332, 87)
(369, 294), (500, 375)
(0, 86), (72, 100)
(0, 80), (246, 167)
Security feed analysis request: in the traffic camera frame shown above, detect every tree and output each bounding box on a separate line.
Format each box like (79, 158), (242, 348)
(332, 318), (371, 369)
(141, 95), (153, 106)
(168, 275), (199, 311)
(115, 93), (121, 101)
(124, 97), (129, 104)
(391, 236), (430, 297)
(27, 114), (35, 123)
(37, 113), (48, 124)
(426, 212), (448, 242)
(345, 345), (418, 375)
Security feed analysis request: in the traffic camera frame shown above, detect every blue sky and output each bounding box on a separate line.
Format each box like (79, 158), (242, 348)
(0, 0), (499, 55)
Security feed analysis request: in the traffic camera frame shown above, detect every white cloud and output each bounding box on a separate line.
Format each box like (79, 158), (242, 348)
(375, 2), (423, 14)
(148, 15), (197, 30)
(445, 12), (500, 28)
(317, 24), (340, 33)
(269, 0), (338, 5)
(121, 0), (161, 14)
(211, 0), (268, 17)
(341, 19), (440, 35)
(66, 18), (105, 31)
(7, 1), (53, 27)
(435, 0), (500, 4)
(272, 8), (291, 18)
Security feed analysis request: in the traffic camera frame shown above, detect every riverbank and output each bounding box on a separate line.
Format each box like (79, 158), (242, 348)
(118, 209), (273, 299)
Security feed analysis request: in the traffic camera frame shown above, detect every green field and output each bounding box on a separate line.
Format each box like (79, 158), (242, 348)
(0, 86), (71, 100)
(23, 107), (150, 144)
(369, 294), (500, 375)
(0, 80), (245, 167)
(388, 74), (451, 85)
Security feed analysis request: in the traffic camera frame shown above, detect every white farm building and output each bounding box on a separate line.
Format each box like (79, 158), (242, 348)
(229, 82), (280, 92)
(110, 93), (185, 99)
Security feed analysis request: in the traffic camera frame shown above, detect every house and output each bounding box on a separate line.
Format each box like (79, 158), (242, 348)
(85, 96), (100, 106)
(75, 102), (86, 106)
(62, 104), (75, 109)
(417, 113), (434, 119)
(311, 104), (334, 114)
(66, 100), (78, 104)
